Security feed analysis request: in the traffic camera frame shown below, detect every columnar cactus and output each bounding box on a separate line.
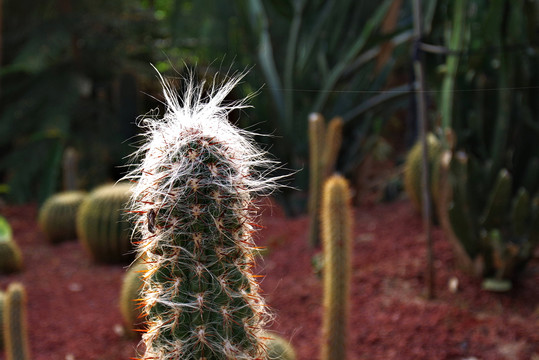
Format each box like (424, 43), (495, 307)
(308, 113), (343, 248)
(3, 283), (30, 360)
(446, 152), (539, 289)
(125, 72), (278, 359)
(320, 175), (352, 360)
(308, 113), (326, 248)
(403, 133), (442, 216)
(76, 183), (135, 263)
(38, 190), (86, 243)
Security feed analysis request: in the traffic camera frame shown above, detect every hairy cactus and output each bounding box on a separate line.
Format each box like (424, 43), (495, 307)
(124, 71), (279, 359)
(403, 133), (442, 216)
(0, 216), (23, 274)
(120, 261), (147, 337)
(3, 283), (30, 360)
(38, 190), (86, 243)
(263, 332), (296, 360)
(320, 175), (352, 360)
(76, 183), (135, 264)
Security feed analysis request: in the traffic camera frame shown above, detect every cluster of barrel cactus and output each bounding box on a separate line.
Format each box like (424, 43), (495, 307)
(124, 72), (281, 359)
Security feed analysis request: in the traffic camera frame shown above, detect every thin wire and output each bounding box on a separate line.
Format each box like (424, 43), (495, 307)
(264, 85), (539, 94)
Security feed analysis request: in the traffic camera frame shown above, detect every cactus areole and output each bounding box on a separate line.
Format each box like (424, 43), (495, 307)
(125, 70), (278, 360)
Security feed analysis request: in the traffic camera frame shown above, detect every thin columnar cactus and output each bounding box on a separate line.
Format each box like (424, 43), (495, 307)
(320, 175), (352, 360)
(124, 71), (279, 359)
(322, 116), (343, 179)
(3, 283), (30, 360)
(308, 113), (326, 248)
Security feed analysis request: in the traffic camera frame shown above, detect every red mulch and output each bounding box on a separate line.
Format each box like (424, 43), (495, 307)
(1, 198), (538, 360)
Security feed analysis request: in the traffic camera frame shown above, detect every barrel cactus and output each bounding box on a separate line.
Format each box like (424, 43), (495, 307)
(120, 261), (147, 336)
(38, 190), (86, 243)
(76, 183), (135, 263)
(0, 216), (23, 274)
(124, 72), (279, 359)
(3, 283), (30, 360)
(320, 175), (352, 360)
(264, 332), (296, 360)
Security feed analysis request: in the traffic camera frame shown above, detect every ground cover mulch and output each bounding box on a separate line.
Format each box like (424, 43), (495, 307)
(0, 198), (538, 360)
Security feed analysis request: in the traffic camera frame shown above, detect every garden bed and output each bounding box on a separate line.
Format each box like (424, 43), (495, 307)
(0, 198), (538, 360)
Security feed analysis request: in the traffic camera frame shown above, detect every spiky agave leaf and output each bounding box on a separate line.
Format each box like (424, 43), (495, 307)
(124, 68), (279, 360)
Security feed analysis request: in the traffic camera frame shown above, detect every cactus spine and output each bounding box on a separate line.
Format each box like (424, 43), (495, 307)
(3, 283), (30, 360)
(125, 72), (278, 359)
(76, 183), (135, 263)
(320, 175), (352, 360)
(38, 190), (86, 243)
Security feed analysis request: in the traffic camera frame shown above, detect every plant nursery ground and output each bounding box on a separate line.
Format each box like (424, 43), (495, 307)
(1, 197), (538, 360)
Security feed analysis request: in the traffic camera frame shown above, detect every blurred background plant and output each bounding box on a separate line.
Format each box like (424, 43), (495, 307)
(1, 0), (416, 213)
(0, 0), (160, 204)
(418, 0), (539, 288)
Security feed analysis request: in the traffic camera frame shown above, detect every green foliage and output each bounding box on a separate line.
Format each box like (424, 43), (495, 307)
(423, 0), (539, 287)
(1, 0), (159, 203)
(0, 217), (23, 274)
(320, 175), (352, 360)
(38, 190), (87, 243)
(236, 0), (413, 199)
(3, 283), (30, 360)
(75, 183), (135, 264)
(448, 155), (539, 287)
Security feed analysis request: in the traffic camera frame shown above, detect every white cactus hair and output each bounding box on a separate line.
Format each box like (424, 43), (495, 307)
(123, 66), (280, 359)
(128, 68), (279, 202)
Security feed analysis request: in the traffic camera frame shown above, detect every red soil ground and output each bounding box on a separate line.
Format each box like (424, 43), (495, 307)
(0, 198), (538, 360)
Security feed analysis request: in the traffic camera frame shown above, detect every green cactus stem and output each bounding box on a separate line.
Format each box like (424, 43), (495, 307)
(38, 190), (86, 243)
(320, 175), (352, 360)
(0, 216), (23, 274)
(403, 133), (442, 217)
(308, 113), (326, 248)
(76, 183), (135, 264)
(124, 71), (279, 360)
(3, 283), (30, 360)
(322, 116), (343, 179)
